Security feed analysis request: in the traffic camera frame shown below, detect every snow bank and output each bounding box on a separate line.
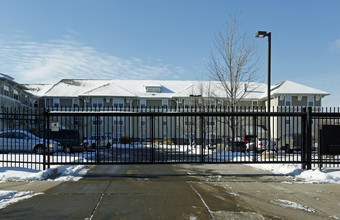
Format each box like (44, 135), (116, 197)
(248, 163), (340, 184)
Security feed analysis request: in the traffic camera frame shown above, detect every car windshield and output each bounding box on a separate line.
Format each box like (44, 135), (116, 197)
(259, 138), (267, 141)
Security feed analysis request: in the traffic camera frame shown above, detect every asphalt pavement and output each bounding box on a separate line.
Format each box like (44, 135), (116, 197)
(0, 164), (339, 220)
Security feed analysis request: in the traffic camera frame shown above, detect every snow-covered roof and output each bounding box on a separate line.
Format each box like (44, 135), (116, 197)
(81, 82), (136, 97)
(28, 79), (329, 100)
(0, 73), (14, 81)
(113, 80), (188, 98)
(24, 84), (54, 97)
(267, 80), (329, 97)
(43, 79), (109, 97)
(173, 81), (266, 100)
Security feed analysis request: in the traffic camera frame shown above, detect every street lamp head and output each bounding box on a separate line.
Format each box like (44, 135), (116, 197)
(255, 31), (269, 38)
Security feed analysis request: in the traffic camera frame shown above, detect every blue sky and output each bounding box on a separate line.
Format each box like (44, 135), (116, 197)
(0, 0), (340, 106)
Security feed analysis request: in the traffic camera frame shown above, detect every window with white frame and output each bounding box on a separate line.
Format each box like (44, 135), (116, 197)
(3, 85), (9, 96)
(184, 100), (194, 108)
(92, 116), (103, 126)
(23, 94), (28, 105)
(113, 117), (124, 126)
(53, 98), (60, 108)
(13, 90), (19, 100)
(145, 86), (161, 93)
(72, 98), (79, 108)
(92, 98), (103, 108)
(285, 96), (292, 106)
(74, 116), (79, 125)
(140, 99), (146, 110)
(285, 116), (290, 125)
(162, 99), (168, 108)
(308, 96), (314, 107)
(205, 99), (216, 108)
(113, 99), (124, 109)
(206, 117), (216, 126)
(252, 100), (258, 107)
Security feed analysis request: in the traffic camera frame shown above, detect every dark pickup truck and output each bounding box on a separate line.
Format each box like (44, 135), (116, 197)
(37, 129), (83, 153)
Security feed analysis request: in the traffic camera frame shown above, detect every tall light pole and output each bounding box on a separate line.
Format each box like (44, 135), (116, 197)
(256, 31), (271, 148)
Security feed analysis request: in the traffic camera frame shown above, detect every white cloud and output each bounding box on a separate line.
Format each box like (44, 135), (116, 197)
(330, 38), (340, 52)
(0, 38), (184, 84)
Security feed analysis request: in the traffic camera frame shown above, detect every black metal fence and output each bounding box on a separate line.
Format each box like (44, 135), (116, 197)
(0, 106), (339, 170)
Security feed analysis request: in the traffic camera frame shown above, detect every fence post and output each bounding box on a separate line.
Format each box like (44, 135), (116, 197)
(96, 115), (100, 163)
(200, 116), (204, 162)
(302, 108), (306, 169)
(43, 108), (46, 170)
(151, 116), (154, 163)
(306, 107), (312, 170)
(253, 116), (257, 162)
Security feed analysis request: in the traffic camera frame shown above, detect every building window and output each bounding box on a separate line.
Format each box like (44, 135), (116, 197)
(113, 99), (124, 109)
(113, 117), (124, 126)
(13, 90), (19, 100)
(308, 96), (314, 107)
(184, 100), (194, 108)
(206, 117), (216, 126)
(34, 100), (38, 108)
(74, 116), (79, 126)
(145, 86), (161, 93)
(205, 99), (216, 108)
(162, 100), (168, 108)
(140, 99), (146, 110)
(285, 117), (290, 125)
(53, 98), (60, 108)
(3, 85), (9, 96)
(252, 100), (258, 107)
(92, 98), (103, 109)
(92, 116), (103, 126)
(72, 99), (79, 108)
(285, 96), (292, 106)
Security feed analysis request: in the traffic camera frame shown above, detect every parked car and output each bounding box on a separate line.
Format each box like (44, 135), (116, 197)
(246, 137), (277, 152)
(277, 133), (302, 153)
(225, 137), (246, 152)
(0, 130), (62, 154)
(82, 134), (112, 149)
(37, 129), (82, 153)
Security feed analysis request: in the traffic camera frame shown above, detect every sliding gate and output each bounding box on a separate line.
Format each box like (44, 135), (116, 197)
(43, 107), (313, 168)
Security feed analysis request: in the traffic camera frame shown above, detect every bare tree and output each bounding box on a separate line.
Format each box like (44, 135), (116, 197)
(208, 15), (260, 109)
(207, 15), (260, 150)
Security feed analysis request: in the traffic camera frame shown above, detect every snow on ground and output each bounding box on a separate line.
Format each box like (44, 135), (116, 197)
(0, 190), (43, 209)
(0, 164), (88, 210)
(248, 163), (340, 184)
(0, 146), (340, 209)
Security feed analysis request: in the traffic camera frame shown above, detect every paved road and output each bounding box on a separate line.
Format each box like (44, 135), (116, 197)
(0, 164), (339, 219)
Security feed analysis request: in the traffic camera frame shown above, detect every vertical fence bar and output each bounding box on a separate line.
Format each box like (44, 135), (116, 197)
(302, 108), (307, 169)
(43, 108), (47, 170)
(151, 115), (154, 163)
(306, 107), (312, 170)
